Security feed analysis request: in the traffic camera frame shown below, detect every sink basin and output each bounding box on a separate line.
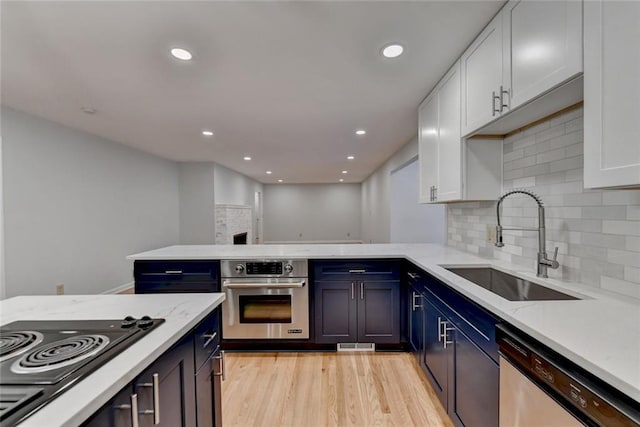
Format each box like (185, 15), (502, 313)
(444, 267), (580, 301)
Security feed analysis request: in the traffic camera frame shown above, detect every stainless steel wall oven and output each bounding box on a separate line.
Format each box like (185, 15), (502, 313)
(220, 259), (309, 339)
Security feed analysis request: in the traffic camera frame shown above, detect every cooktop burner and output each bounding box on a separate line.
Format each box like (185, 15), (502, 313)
(11, 334), (110, 374)
(0, 331), (44, 363)
(0, 317), (164, 426)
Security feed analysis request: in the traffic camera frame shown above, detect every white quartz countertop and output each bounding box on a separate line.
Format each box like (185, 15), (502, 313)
(0, 293), (225, 427)
(129, 243), (640, 404)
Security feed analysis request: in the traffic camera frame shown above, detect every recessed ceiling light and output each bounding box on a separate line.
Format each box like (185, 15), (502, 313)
(81, 107), (96, 114)
(170, 47), (193, 61)
(347, 155), (355, 160)
(277, 179), (283, 183)
(243, 156), (252, 161)
(201, 130), (214, 136)
(381, 43), (404, 58)
(355, 129), (366, 136)
(339, 178), (344, 182)
(266, 171), (272, 175)
(341, 170), (348, 174)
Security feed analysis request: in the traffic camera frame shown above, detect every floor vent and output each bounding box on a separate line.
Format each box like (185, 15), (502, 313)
(337, 343), (375, 352)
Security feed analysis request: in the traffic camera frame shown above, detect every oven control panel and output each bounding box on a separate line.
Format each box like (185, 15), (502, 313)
(221, 259), (308, 278)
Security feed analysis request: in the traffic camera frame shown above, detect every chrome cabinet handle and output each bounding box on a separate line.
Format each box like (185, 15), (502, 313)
(437, 317), (444, 342)
(443, 322), (456, 349)
(115, 393), (140, 427)
(164, 270), (183, 274)
(351, 282), (355, 300)
(137, 373), (160, 424)
(492, 91), (501, 116)
(360, 282), (364, 300)
(433, 186), (437, 201)
(500, 85), (510, 112)
(349, 269), (366, 274)
(214, 350), (226, 381)
(411, 292), (421, 311)
(407, 272), (420, 280)
(202, 331), (217, 348)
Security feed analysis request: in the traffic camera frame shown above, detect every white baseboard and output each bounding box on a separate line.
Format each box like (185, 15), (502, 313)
(102, 281), (134, 294)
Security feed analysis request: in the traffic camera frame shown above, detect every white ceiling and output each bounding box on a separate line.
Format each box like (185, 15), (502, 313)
(1, 1), (503, 184)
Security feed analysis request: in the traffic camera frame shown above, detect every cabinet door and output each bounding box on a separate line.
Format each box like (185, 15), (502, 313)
(435, 62), (462, 202)
(422, 296), (450, 409)
(418, 93), (438, 203)
(357, 280), (400, 343)
(584, 0), (640, 189)
(408, 286), (424, 364)
(137, 337), (196, 427)
(450, 330), (499, 427)
(503, 0), (582, 110)
(461, 12), (503, 136)
(82, 385), (135, 427)
(314, 281), (358, 343)
(195, 347), (223, 427)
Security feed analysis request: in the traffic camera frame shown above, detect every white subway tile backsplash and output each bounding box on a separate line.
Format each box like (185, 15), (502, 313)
(582, 206), (627, 220)
(627, 206), (640, 220)
(513, 177), (536, 188)
(447, 107), (640, 299)
(627, 236), (640, 253)
(601, 276), (640, 299)
(535, 123), (564, 142)
(602, 220), (640, 236)
(603, 191), (640, 205)
(607, 249), (640, 268)
(536, 147), (566, 164)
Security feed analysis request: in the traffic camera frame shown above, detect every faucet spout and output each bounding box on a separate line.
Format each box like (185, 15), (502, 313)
(495, 189), (559, 278)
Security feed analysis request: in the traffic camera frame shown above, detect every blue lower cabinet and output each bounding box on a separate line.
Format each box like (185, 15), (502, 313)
(83, 308), (222, 427)
(419, 286), (499, 427)
(423, 295), (450, 409)
(450, 330), (499, 427)
(314, 281), (359, 343)
(314, 280), (400, 344)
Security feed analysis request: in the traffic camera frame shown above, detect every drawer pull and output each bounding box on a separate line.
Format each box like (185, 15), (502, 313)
(202, 331), (217, 348)
(213, 350), (226, 381)
(164, 270), (183, 274)
(348, 269), (366, 274)
(136, 373), (160, 424)
(114, 393), (140, 427)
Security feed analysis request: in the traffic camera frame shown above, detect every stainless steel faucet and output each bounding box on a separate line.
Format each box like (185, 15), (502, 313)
(495, 189), (559, 278)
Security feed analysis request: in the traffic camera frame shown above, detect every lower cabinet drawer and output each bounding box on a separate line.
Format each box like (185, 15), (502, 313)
(194, 310), (221, 371)
(135, 280), (219, 294)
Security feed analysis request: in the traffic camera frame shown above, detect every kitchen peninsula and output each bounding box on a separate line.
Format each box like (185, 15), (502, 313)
(0, 293), (224, 426)
(129, 243), (640, 408)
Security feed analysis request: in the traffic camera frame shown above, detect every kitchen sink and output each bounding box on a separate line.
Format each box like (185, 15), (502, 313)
(444, 267), (580, 301)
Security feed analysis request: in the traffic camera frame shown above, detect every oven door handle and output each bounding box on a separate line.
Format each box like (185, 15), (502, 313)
(222, 280), (306, 289)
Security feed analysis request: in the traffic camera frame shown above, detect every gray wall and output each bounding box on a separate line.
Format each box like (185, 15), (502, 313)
(0, 133), (5, 299)
(390, 159), (447, 244)
(179, 163), (216, 244)
(179, 162), (262, 244)
(448, 108), (640, 299)
(214, 163), (262, 206)
(263, 184), (361, 243)
(2, 107), (180, 297)
(361, 138), (419, 243)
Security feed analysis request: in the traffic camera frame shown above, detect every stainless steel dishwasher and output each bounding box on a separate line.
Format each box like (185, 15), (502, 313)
(497, 324), (640, 427)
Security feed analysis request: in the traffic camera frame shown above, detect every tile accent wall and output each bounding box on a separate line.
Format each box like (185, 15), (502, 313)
(447, 108), (640, 299)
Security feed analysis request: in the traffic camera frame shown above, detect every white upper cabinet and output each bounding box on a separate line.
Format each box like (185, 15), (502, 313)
(418, 93), (438, 203)
(419, 61), (502, 204)
(461, 13), (504, 136)
(584, 0), (640, 189)
(461, 0), (583, 137)
(503, 0), (582, 110)
(436, 65), (462, 202)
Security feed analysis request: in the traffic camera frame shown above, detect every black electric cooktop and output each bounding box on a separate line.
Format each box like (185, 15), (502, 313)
(0, 317), (164, 426)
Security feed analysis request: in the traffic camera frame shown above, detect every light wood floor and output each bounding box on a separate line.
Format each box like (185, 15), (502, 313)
(221, 352), (453, 427)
